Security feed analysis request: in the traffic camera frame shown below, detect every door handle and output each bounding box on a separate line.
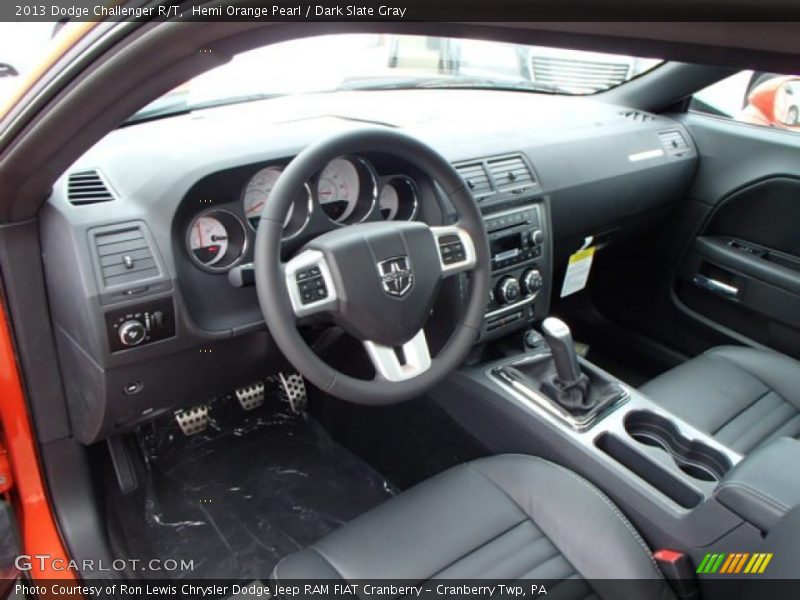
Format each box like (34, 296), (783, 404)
(693, 274), (740, 299)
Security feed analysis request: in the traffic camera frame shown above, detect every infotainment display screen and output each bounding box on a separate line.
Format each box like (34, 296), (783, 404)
(491, 232), (522, 261)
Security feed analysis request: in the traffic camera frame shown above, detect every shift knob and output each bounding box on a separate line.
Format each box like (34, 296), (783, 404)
(541, 317), (582, 384)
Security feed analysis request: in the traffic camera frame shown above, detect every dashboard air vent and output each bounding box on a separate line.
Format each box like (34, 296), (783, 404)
(487, 156), (535, 191)
(455, 162), (492, 197)
(618, 109), (656, 123)
(657, 129), (691, 156)
(67, 170), (114, 205)
(94, 225), (158, 287)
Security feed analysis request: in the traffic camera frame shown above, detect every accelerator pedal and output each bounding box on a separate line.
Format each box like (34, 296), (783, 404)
(174, 405), (209, 436)
(235, 381), (266, 411)
(278, 372), (307, 414)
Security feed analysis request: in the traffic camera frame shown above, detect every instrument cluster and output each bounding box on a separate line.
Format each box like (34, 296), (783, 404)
(186, 155), (421, 272)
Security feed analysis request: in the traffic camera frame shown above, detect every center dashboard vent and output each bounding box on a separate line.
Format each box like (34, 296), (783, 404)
(487, 156), (535, 192)
(93, 224), (159, 288)
(67, 170), (114, 205)
(455, 162), (493, 197)
(657, 129), (691, 156)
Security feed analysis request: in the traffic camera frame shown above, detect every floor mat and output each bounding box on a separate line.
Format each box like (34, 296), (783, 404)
(109, 404), (395, 581)
(312, 391), (489, 490)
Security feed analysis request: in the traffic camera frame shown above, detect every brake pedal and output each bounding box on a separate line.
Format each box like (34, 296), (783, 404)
(235, 381), (266, 411)
(278, 372), (307, 413)
(174, 405), (209, 435)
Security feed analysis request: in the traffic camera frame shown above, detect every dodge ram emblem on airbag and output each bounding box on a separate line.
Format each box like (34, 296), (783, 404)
(377, 256), (413, 298)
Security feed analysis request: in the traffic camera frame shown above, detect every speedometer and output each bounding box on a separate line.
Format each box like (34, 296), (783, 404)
(242, 166), (294, 230)
(317, 157), (361, 223)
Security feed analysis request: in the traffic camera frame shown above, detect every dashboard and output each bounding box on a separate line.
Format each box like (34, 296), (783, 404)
(40, 88), (698, 443)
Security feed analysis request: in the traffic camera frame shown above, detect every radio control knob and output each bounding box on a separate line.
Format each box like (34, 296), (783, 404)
(118, 319), (147, 347)
(522, 269), (543, 295)
(530, 230), (544, 246)
(494, 276), (521, 305)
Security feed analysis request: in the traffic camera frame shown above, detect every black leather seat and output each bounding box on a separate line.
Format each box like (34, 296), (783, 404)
(641, 346), (800, 455)
(274, 455), (673, 598)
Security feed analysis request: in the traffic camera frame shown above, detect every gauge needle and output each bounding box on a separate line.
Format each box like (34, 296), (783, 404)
(196, 222), (203, 247)
(248, 201), (265, 214)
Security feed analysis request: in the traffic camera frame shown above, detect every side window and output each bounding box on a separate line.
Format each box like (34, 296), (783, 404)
(691, 70), (800, 130)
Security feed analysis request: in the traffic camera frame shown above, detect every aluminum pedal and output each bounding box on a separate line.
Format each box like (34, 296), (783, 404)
(235, 381), (266, 411)
(278, 372), (307, 413)
(174, 405), (209, 436)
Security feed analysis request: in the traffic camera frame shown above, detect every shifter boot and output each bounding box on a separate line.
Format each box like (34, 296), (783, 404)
(542, 371), (594, 412)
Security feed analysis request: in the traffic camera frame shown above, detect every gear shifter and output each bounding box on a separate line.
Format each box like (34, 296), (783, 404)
(492, 316), (626, 429)
(540, 317), (593, 412)
(541, 317), (582, 384)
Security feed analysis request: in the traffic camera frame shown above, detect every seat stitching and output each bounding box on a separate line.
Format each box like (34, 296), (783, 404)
(427, 517), (531, 578)
(709, 350), (789, 403)
(715, 481), (791, 512)
(711, 389), (774, 435)
(512, 549), (570, 579)
(472, 456), (663, 577)
(728, 400), (799, 452)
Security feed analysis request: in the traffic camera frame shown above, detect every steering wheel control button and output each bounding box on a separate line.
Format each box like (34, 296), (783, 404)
(438, 234), (467, 265)
(295, 266), (321, 281)
(432, 226), (477, 277)
(295, 268), (328, 305)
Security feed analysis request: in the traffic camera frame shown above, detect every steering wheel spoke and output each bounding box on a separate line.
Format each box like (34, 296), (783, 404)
(363, 329), (432, 382)
(430, 225), (477, 278)
(283, 249), (338, 318)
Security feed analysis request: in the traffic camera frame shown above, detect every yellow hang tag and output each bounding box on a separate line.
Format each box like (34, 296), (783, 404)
(560, 246), (596, 298)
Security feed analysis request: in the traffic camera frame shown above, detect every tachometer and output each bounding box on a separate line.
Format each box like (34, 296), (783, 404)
(317, 157), (362, 223)
(186, 210), (247, 272)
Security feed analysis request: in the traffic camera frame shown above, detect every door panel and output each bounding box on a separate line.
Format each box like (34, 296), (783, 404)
(675, 118), (800, 359)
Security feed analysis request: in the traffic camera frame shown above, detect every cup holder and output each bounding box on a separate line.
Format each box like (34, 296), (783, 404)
(624, 410), (732, 482)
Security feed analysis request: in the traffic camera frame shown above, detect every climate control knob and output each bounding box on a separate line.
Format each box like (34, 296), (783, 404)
(494, 276), (521, 305)
(118, 319), (147, 347)
(521, 269), (543, 296)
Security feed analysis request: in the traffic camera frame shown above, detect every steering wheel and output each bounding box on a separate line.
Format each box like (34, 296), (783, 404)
(254, 128), (490, 405)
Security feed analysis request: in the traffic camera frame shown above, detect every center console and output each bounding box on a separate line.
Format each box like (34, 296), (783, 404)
(438, 318), (800, 572)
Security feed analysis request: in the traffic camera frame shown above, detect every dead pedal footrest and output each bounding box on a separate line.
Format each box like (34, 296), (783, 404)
(235, 381), (266, 411)
(174, 405), (209, 435)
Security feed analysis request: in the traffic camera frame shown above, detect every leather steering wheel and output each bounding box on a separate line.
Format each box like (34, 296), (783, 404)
(254, 128), (490, 404)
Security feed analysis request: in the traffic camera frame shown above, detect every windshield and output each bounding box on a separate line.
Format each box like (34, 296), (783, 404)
(129, 34), (662, 124)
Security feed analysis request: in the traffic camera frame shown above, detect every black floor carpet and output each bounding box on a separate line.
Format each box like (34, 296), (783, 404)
(585, 348), (653, 388)
(312, 392), (489, 490)
(108, 405), (395, 581)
